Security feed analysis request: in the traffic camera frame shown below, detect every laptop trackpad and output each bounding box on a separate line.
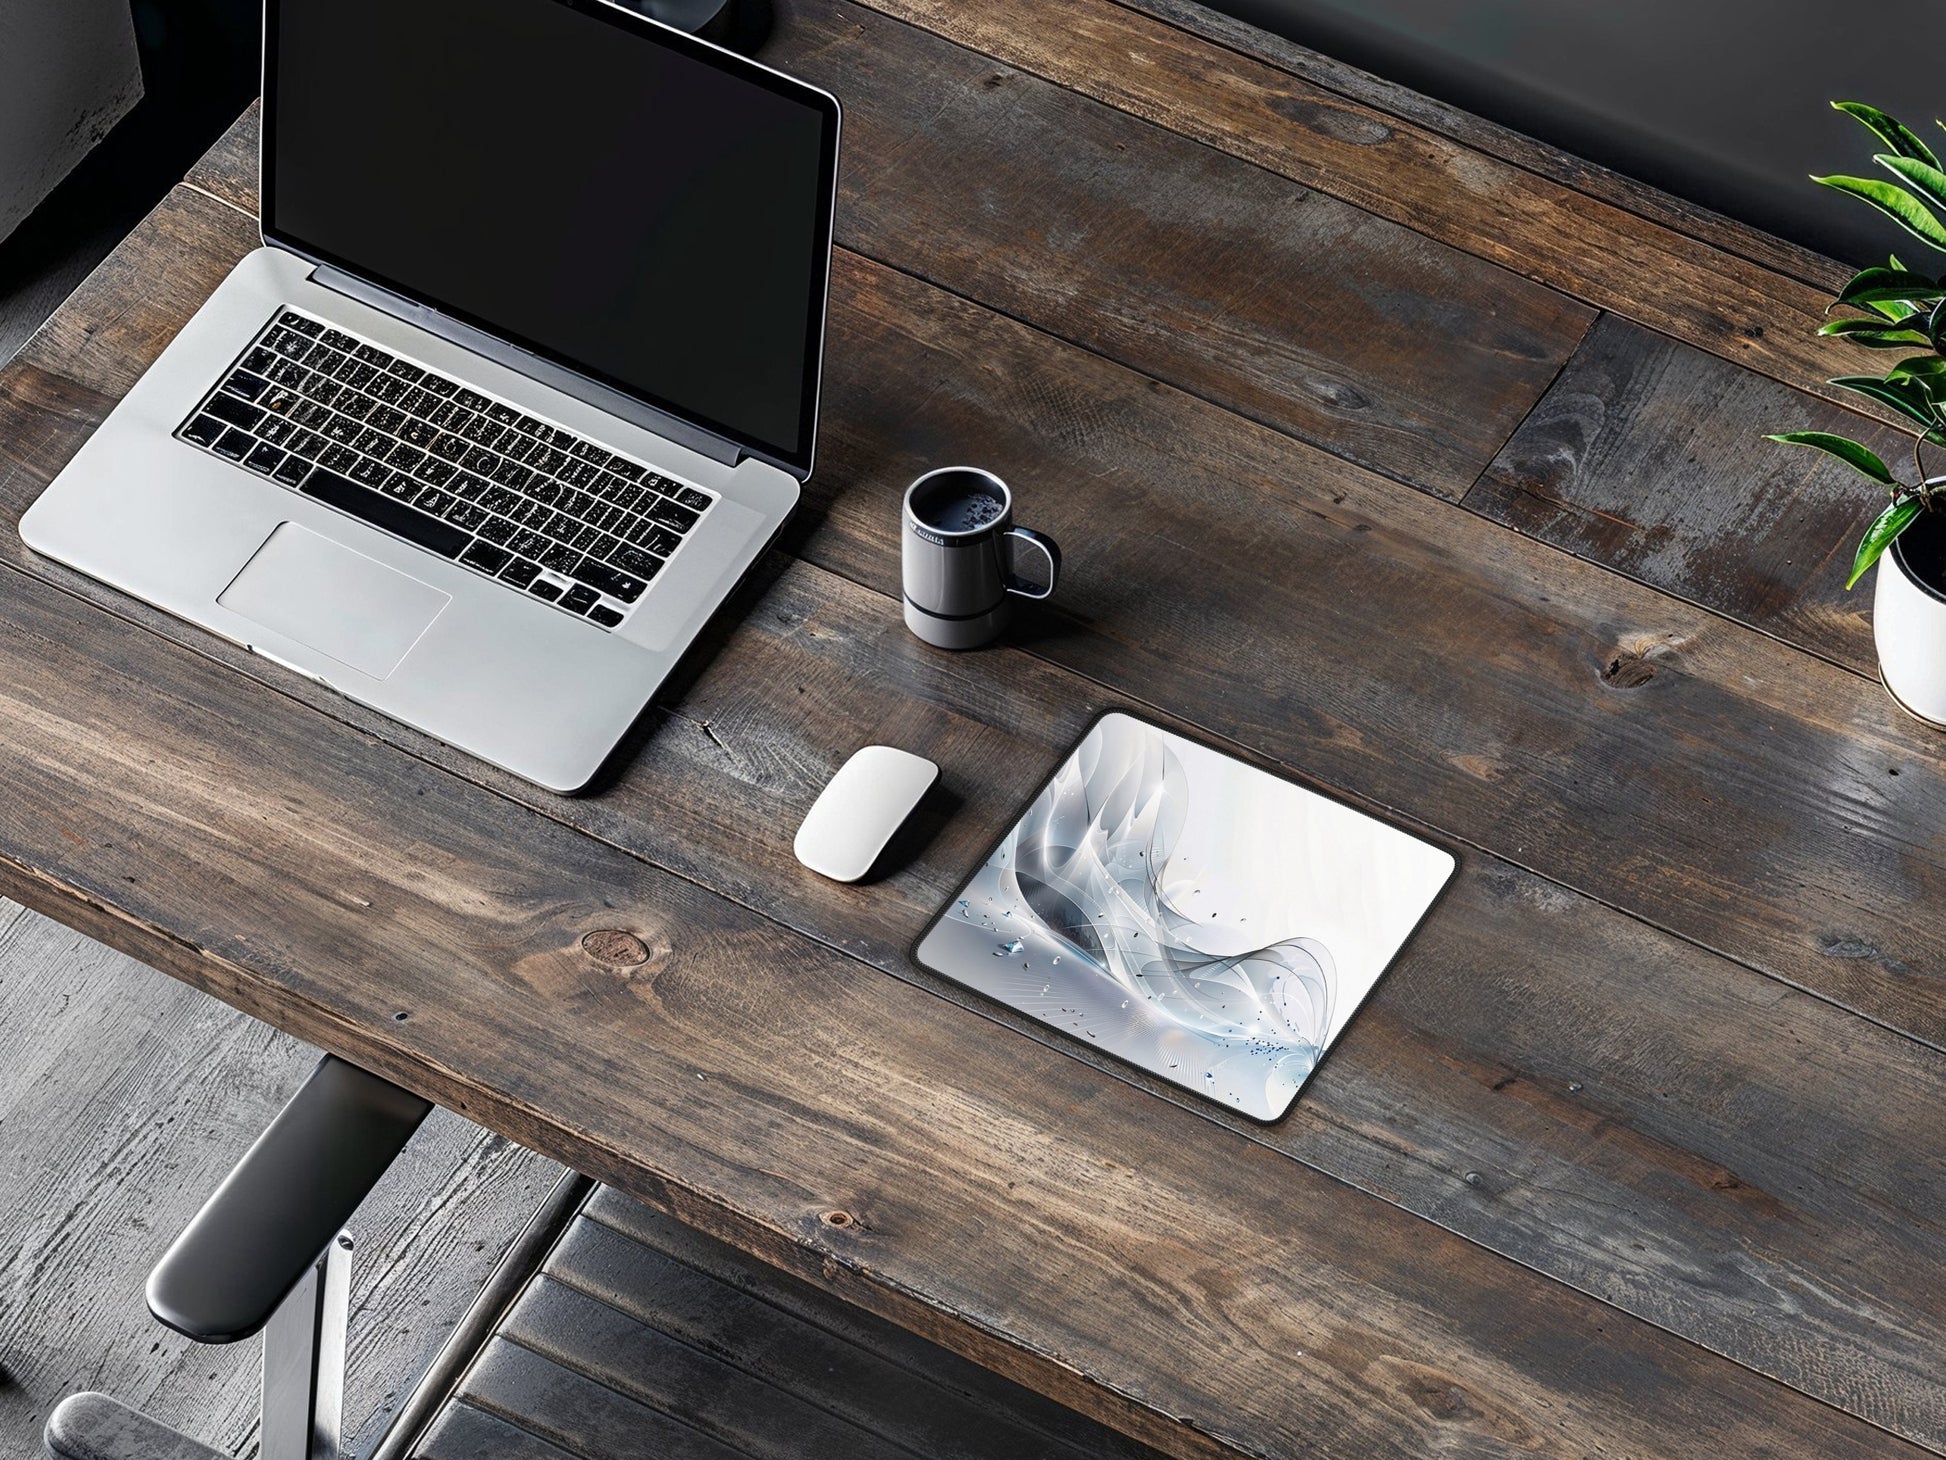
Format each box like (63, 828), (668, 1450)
(218, 523), (449, 681)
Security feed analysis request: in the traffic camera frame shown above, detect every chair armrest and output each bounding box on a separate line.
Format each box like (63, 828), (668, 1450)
(145, 1056), (430, 1343)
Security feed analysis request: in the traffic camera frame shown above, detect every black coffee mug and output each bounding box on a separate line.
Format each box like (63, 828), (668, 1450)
(902, 467), (1060, 650)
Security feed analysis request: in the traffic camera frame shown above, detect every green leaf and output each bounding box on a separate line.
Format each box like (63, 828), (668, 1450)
(1765, 431), (1898, 484)
(1827, 373), (1943, 430)
(1834, 101), (1941, 168)
(1888, 353), (1946, 381)
(1818, 315), (1932, 346)
(1813, 174), (1946, 250)
(1880, 153), (1946, 215)
(1930, 299), (1946, 353)
(1837, 266), (1946, 305)
(1848, 497), (1925, 588)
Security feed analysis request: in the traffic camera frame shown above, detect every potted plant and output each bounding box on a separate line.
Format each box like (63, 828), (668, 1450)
(1769, 101), (1946, 726)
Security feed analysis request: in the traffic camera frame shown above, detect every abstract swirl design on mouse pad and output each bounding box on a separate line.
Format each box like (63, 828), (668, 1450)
(915, 714), (1455, 1121)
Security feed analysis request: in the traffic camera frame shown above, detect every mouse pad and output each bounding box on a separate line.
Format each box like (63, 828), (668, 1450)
(914, 712), (1455, 1121)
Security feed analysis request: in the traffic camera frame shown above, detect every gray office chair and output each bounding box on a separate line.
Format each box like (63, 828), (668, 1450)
(43, 1056), (430, 1460)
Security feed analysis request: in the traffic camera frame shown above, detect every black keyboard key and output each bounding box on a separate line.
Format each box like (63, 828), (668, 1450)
(288, 431), (327, 460)
(301, 469), (467, 558)
(568, 558), (646, 603)
(302, 342), (341, 370)
(398, 418), (439, 447)
(272, 455), (312, 488)
(610, 545), (666, 581)
(644, 496), (699, 532)
(181, 414), (226, 447)
(415, 487), (455, 516)
(675, 486), (712, 512)
(527, 445), (567, 475)
(281, 312), (324, 337)
(510, 530), (552, 560)
(223, 371), (269, 402)
(499, 557), (541, 588)
(291, 401), (332, 428)
(462, 446), (500, 474)
(428, 399), (468, 429)
(608, 459), (645, 483)
(205, 393), (266, 431)
(337, 392), (376, 421)
(243, 347), (279, 375)
(387, 360), (425, 384)
(354, 342), (393, 366)
(258, 417), (298, 446)
(461, 540), (512, 574)
(529, 579), (564, 602)
(539, 543), (581, 574)
(266, 358), (308, 387)
(265, 327), (309, 355)
(452, 387), (490, 412)
(560, 584), (599, 614)
(412, 458), (457, 486)
(352, 426), (390, 456)
(568, 523), (601, 552)
(588, 604), (624, 629)
(261, 387), (301, 416)
(569, 440), (612, 466)
(350, 455), (392, 488)
(320, 328), (359, 352)
(430, 432), (468, 462)
(446, 500), (489, 531)
(450, 472), (489, 500)
(420, 373), (459, 397)
(490, 460), (535, 492)
(626, 522), (682, 557)
(213, 428), (254, 460)
(320, 416), (360, 445)
(559, 488), (597, 520)
(479, 487), (521, 516)
(367, 374), (406, 405)
(386, 442), (426, 471)
(319, 444), (360, 473)
(560, 459), (600, 489)
(244, 442), (286, 475)
(368, 405), (407, 435)
(478, 516), (518, 546)
(485, 402), (521, 426)
(381, 472), (420, 502)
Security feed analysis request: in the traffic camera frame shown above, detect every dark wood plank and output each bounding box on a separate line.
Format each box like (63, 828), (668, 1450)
(1111, 0), (1847, 293)
(416, 1402), (580, 1460)
(4, 184), (1945, 1447)
(558, 1200), (1155, 1460)
(0, 900), (563, 1457)
(1467, 314), (1902, 675)
(836, 0), (1906, 436)
(0, 484), (1928, 1460)
(453, 1341), (747, 1460)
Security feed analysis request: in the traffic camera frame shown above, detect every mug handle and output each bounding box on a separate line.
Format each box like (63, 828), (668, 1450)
(1004, 526), (1061, 600)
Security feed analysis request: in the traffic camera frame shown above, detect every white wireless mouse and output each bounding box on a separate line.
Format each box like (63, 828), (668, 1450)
(794, 745), (940, 882)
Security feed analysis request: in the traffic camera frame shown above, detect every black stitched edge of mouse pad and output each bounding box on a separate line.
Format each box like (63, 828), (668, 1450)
(913, 712), (1455, 1122)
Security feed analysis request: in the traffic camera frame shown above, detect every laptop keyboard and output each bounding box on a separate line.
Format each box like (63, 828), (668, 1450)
(174, 310), (718, 631)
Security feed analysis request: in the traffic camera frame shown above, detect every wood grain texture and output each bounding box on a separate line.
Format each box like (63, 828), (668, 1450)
(0, 461), (1930, 1460)
(0, 900), (563, 1459)
(1466, 315), (1906, 675)
(3, 182), (1945, 1446)
(840, 0), (1907, 436)
(1109, 0), (1848, 293)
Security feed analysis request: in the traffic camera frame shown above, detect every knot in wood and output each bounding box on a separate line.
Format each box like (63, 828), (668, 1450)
(581, 929), (651, 966)
(820, 1209), (855, 1229)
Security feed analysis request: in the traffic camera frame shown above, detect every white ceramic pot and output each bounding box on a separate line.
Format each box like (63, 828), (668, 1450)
(1874, 504), (1946, 728)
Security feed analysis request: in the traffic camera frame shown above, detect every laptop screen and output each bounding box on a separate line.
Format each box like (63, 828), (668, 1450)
(264, 0), (840, 475)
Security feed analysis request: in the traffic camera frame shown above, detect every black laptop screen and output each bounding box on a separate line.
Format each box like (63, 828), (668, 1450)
(265, 0), (839, 474)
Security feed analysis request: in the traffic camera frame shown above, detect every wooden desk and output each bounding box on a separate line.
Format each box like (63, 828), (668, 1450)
(1, 3), (1940, 1456)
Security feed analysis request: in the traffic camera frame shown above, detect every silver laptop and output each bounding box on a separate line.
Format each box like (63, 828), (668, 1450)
(21, 0), (841, 793)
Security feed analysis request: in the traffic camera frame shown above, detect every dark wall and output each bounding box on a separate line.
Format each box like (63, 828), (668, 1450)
(1216, 0), (1946, 266)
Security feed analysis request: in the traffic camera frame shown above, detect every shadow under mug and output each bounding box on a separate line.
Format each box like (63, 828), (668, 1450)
(902, 467), (1060, 650)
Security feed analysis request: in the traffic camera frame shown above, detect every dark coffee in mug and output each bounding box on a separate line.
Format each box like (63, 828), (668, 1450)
(909, 474), (1008, 535)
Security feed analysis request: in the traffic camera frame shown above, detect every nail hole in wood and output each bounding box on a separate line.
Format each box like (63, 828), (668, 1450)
(821, 1209), (854, 1229)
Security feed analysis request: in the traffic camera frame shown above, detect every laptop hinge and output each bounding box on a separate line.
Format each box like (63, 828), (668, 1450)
(311, 265), (743, 469)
